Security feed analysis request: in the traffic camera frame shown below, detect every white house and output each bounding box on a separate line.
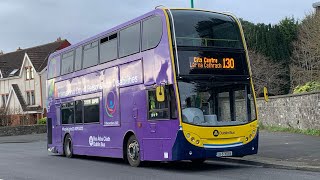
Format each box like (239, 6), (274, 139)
(0, 39), (70, 125)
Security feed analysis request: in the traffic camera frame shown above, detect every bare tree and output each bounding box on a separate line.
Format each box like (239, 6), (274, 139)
(0, 108), (35, 126)
(291, 13), (320, 89)
(249, 50), (287, 95)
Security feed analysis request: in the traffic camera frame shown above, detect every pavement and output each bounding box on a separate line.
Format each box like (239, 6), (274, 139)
(0, 131), (319, 172)
(226, 130), (320, 172)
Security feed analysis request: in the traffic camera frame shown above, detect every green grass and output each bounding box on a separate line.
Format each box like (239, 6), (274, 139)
(259, 123), (320, 136)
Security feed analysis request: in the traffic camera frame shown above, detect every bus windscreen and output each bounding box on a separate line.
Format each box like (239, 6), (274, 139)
(170, 10), (243, 49)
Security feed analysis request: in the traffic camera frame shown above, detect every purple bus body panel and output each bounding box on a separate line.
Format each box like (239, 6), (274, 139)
(48, 9), (181, 161)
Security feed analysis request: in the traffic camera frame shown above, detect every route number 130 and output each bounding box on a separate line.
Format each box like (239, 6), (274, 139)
(223, 58), (235, 69)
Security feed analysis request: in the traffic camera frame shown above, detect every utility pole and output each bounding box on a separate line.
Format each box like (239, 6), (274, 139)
(191, 0), (194, 8)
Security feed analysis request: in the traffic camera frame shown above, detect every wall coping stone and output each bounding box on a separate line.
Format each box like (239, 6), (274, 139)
(257, 91), (320, 100)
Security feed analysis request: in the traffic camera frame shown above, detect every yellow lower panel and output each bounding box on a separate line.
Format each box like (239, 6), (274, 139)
(182, 120), (258, 147)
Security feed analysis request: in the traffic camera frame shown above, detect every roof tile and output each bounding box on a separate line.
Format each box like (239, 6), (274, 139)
(0, 40), (70, 78)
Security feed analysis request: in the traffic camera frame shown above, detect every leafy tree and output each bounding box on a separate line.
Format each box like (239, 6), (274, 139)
(293, 81), (320, 93)
(241, 17), (298, 94)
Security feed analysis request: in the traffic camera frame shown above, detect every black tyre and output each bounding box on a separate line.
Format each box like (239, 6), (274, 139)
(191, 158), (206, 164)
(63, 134), (73, 158)
(126, 135), (141, 167)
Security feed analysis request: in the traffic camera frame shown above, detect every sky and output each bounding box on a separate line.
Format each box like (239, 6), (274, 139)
(0, 0), (318, 53)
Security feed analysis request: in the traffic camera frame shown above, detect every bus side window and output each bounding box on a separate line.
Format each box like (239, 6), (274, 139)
(61, 102), (75, 124)
(142, 16), (162, 51)
(47, 57), (60, 79)
(119, 23), (140, 57)
(100, 33), (118, 63)
(75, 100), (83, 124)
(74, 47), (83, 71)
(148, 87), (170, 120)
(83, 98), (100, 124)
(61, 51), (74, 75)
(83, 41), (99, 69)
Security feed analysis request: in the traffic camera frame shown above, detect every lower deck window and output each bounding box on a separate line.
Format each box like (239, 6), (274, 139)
(83, 98), (100, 123)
(75, 100), (83, 123)
(61, 102), (74, 124)
(61, 98), (100, 125)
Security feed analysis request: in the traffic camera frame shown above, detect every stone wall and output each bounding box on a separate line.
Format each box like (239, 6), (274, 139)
(257, 91), (320, 130)
(0, 125), (46, 137)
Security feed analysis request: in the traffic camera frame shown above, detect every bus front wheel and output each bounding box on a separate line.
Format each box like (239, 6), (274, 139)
(63, 134), (73, 158)
(126, 135), (141, 167)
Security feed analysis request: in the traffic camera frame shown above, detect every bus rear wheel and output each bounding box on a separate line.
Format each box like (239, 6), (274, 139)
(63, 134), (73, 158)
(126, 135), (141, 167)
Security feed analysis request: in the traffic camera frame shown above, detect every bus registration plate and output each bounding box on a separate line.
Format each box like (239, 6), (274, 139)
(216, 151), (233, 157)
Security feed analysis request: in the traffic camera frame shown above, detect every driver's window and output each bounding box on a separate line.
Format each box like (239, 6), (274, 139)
(148, 89), (169, 120)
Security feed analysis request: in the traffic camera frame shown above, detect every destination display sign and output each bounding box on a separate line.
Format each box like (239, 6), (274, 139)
(190, 57), (235, 70)
(177, 50), (248, 76)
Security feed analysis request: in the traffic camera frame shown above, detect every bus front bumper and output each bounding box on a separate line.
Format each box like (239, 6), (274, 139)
(171, 130), (259, 161)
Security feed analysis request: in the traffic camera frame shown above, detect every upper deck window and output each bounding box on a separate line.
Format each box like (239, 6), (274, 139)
(47, 56), (60, 79)
(119, 23), (140, 57)
(61, 51), (74, 75)
(170, 10), (243, 49)
(100, 33), (118, 63)
(83, 41), (99, 69)
(142, 16), (163, 51)
(74, 47), (83, 71)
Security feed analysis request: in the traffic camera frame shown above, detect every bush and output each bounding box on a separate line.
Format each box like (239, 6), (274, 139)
(293, 81), (320, 94)
(37, 117), (47, 125)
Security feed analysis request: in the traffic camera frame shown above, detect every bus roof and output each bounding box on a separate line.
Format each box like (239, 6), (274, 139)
(49, 8), (162, 59)
(49, 8), (237, 59)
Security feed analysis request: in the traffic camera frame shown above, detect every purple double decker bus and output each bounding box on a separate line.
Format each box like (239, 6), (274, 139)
(47, 8), (258, 167)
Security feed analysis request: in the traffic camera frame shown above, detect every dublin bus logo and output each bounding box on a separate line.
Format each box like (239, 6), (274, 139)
(213, 130), (219, 137)
(106, 91), (117, 117)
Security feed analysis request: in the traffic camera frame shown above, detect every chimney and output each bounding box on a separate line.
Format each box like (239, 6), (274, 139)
(0, 50), (4, 55)
(56, 37), (62, 42)
(16, 47), (22, 51)
(313, 2), (320, 14)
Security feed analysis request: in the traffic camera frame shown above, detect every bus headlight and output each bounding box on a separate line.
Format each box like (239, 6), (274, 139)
(186, 133), (190, 138)
(184, 131), (202, 146)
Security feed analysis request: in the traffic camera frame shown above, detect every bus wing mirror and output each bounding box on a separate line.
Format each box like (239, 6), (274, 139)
(263, 87), (269, 102)
(156, 86), (165, 102)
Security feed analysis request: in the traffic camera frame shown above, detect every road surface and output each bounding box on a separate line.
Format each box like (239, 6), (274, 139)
(0, 133), (319, 180)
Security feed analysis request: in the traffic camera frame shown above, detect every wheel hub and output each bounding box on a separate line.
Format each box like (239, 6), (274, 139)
(128, 140), (139, 161)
